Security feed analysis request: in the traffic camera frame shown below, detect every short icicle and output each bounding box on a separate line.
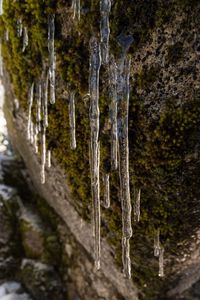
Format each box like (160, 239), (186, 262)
(89, 36), (101, 270)
(134, 188), (141, 222)
(100, 0), (111, 64)
(27, 83), (34, 141)
(22, 26), (28, 52)
(117, 56), (132, 278)
(154, 228), (160, 257)
(48, 14), (56, 104)
(158, 247), (164, 277)
(5, 28), (9, 41)
(47, 150), (51, 168)
(109, 56), (118, 170)
(69, 91), (76, 150)
(102, 173), (110, 208)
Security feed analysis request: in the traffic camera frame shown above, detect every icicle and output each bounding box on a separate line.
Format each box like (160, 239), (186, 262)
(37, 82), (42, 132)
(117, 56), (132, 278)
(30, 120), (34, 145)
(100, 0), (111, 64)
(44, 72), (49, 128)
(154, 228), (160, 257)
(22, 27), (28, 52)
(158, 247), (164, 277)
(47, 149), (51, 168)
(72, 0), (80, 20)
(69, 91), (76, 150)
(0, 40), (3, 77)
(41, 126), (46, 184)
(27, 83), (34, 141)
(102, 173), (110, 208)
(17, 18), (23, 37)
(89, 37), (101, 270)
(109, 56), (118, 170)
(48, 14), (56, 104)
(0, 0), (3, 16)
(134, 188), (141, 222)
(34, 125), (38, 154)
(5, 28), (9, 41)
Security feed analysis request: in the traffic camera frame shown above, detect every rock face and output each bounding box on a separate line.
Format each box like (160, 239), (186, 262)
(1, 0), (200, 299)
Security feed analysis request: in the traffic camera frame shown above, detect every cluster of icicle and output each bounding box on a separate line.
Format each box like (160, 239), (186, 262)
(71, 0), (80, 20)
(87, 0), (135, 278)
(154, 229), (164, 277)
(26, 72), (51, 185)
(16, 18), (29, 52)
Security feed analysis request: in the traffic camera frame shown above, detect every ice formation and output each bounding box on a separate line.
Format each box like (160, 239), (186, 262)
(109, 56), (118, 170)
(0, 40), (3, 77)
(134, 188), (141, 222)
(27, 83), (34, 141)
(100, 0), (111, 64)
(89, 36), (101, 270)
(37, 83), (42, 132)
(41, 126), (46, 184)
(158, 247), (164, 277)
(17, 19), (23, 38)
(72, 0), (80, 20)
(154, 228), (160, 257)
(44, 72), (49, 128)
(22, 27), (28, 52)
(117, 56), (132, 278)
(69, 91), (76, 150)
(102, 173), (110, 208)
(5, 28), (9, 41)
(47, 150), (51, 168)
(48, 14), (56, 104)
(0, 0), (3, 16)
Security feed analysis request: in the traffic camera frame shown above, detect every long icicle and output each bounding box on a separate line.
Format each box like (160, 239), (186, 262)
(109, 56), (118, 170)
(27, 83), (34, 141)
(48, 14), (56, 104)
(100, 0), (111, 65)
(117, 56), (132, 278)
(102, 173), (110, 208)
(17, 18), (23, 38)
(134, 188), (141, 222)
(89, 36), (101, 270)
(69, 91), (76, 149)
